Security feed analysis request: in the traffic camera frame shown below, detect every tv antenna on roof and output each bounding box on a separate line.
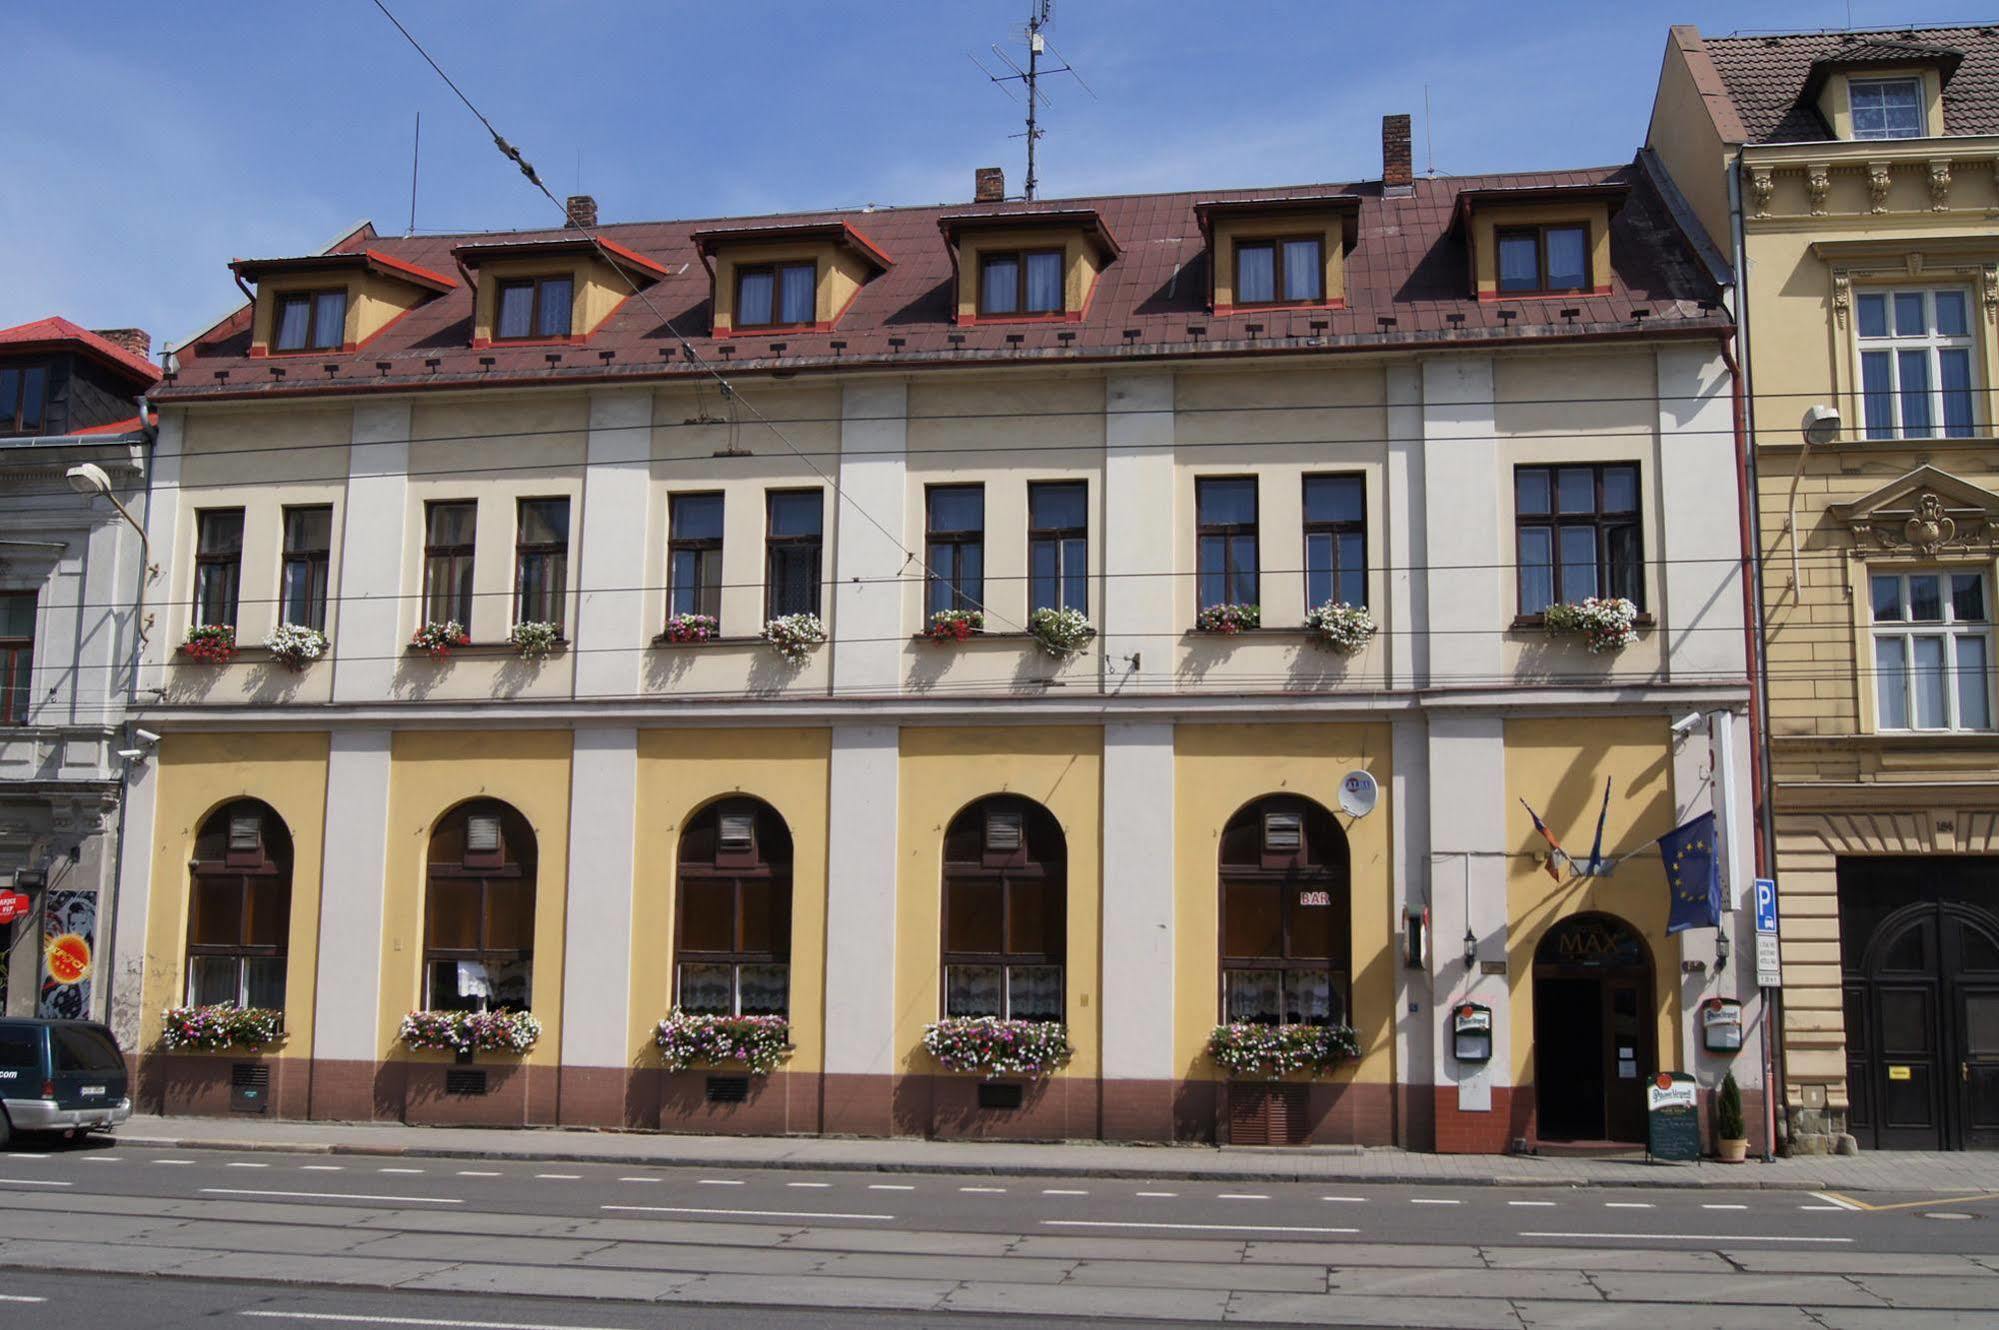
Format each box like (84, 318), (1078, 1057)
(969, 0), (1094, 200)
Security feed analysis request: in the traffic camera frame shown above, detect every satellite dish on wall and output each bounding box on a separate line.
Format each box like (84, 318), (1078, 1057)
(1338, 771), (1379, 818)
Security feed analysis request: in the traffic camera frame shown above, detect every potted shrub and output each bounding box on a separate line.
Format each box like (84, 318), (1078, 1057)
(1303, 601), (1376, 655)
(921, 1016), (1072, 1079)
(1714, 1070), (1749, 1163)
(1543, 596), (1639, 654)
(653, 1011), (793, 1075)
(662, 612), (720, 644)
(411, 620), (470, 660)
(1207, 1022), (1360, 1077)
(761, 613), (826, 665)
(180, 624), (238, 665)
(264, 623), (329, 671)
(1195, 603), (1259, 635)
(926, 609), (983, 644)
(1027, 607), (1090, 659)
(158, 1004), (285, 1052)
(396, 1009), (541, 1056)
(507, 620), (562, 661)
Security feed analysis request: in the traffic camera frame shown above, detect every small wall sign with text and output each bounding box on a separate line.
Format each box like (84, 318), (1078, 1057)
(1298, 890), (1331, 907)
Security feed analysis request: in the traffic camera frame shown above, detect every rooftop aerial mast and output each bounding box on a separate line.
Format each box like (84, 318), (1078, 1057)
(971, 0), (1092, 201)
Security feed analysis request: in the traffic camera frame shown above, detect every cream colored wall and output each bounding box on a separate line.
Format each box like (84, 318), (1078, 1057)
(629, 729), (831, 1072)
(893, 727), (1104, 1083)
(1470, 202), (1614, 299)
(1643, 41), (1734, 256)
(1170, 723), (1395, 1084)
(1210, 216), (1346, 309)
(379, 730), (572, 1067)
(953, 229), (1100, 319)
(138, 732), (331, 1059)
(1502, 716), (1681, 1084)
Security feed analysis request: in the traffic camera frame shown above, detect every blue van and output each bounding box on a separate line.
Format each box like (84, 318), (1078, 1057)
(0, 1019), (132, 1145)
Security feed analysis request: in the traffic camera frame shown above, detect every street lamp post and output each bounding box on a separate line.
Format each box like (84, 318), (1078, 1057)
(64, 462), (153, 646)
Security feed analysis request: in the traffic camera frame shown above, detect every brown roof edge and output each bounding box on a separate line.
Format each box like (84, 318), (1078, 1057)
(937, 208), (1122, 261)
(1670, 23), (1748, 145)
(230, 250), (457, 294)
(449, 235), (669, 283)
(1801, 41), (1966, 101)
(1191, 194), (1364, 247)
(689, 220), (895, 272)
(1448, 181), (1631, 236)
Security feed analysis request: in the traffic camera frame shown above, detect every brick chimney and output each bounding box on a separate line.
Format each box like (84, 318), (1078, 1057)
(565, 194), (598, 229)
(974, 166), (1006, 203)
(91, 328), (151, 361)
(1382, 114), (1414, 195)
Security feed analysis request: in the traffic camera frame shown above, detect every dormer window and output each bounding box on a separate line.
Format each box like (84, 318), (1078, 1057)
(272, 289), (348, 352)
(0, 364), (49, 434)
(979, 250), (1064, 316)
(1851, 77), (1923, 139)
(1193, 195), (1355, 316)
(736, 261), (816, 330)
(1236, 236), (1324, 306)
(495, 275), (573, 341)
(1496, 224), (1589, 295)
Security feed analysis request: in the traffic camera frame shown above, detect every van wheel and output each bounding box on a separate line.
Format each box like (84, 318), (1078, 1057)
(0, 1108), (12, 1149)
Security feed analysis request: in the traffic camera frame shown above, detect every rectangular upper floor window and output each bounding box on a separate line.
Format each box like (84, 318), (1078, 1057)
(0, 591), (33, 724)
(495, 276), (573, 341)
(193, 508), (246, 628)
(1496, 224), (1589, 295)
(1872, 570), (1992, 731)
(979, 250), (1064, 317)
(737, 262), (815, 329)
(1196, 476), (1259, 610)
(1851, 77), (1924, 139)
(422, 501), (477, 627)
(1028, 481), (1088, 615)
(1515, 464), (1642, 615)
(1858, 288), (1975, 440)
(0, 364), (49, 434)
(669, 492), (724, 623)
(1303, 474), (1365, 609)
(926, 484), (985, 616)
(514, 497), (570, 629)
(764, 489), (823, 618)
(1236, 236), (1324, 306)
(279, 505), (332, 632)
(273, 289), (347, 352)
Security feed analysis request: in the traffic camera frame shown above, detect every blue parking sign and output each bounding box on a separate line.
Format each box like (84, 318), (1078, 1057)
(1754, 878), (1778, 935)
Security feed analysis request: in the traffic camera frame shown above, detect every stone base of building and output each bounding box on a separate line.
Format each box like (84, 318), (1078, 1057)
(137, 1052), (310, 1120)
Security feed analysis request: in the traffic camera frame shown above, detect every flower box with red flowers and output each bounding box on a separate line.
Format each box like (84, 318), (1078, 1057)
(925, 609), (984, 644)
(179, 624), (238, 665)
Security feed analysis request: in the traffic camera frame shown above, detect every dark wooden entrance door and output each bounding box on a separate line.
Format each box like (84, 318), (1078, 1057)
(1532, 914), (1655, 1144)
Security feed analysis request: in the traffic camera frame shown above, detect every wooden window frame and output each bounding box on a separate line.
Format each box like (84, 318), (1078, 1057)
(1493, 223), (1591, 296)
(1232, 234), (1325, 308)
(941, 799), (1066, 1022)
(977, 248), (1066, 318)
(925, 484), (985, 616)
(1027, 480), (1089, 615)
(422, 500), (478, 627)
(1217, 800), (1351, 1028)
(192, 508), (245, 628)
(513, 496), (570, 629)
(668, 491), (725, 623)
(278, 504), (332, 631)
(734, 261), (817, 331)
(493, 275), (574, 342)
(0, 363), (51, 434)
(0, 591), (34, 725)
(763, 488), (824, 619)
(1196, 476), (1260, 610)
(423, 803), (535, 1013)
(1301, 473), (1367, 611)
(675, 801), (793, 1017)
(271, 288), (348, 353)
(1513, 463), (1644, 616)
(186, 803), (291, 1012)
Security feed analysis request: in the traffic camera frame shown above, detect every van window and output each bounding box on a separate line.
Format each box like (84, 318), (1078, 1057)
(53, 1028), (124, 1073)
(0, 1029), (39, 1069)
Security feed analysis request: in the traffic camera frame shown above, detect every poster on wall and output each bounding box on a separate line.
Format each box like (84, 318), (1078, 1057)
(38, 890), (94, 1019)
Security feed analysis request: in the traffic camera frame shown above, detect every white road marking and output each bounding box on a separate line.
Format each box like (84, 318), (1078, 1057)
(1799, 1205), (1847, 1212)
(1811, 1191), (1864, 1212)
(534, 1173), (580, 1180)
(378, 1167), (424, 1175)
(617, 1176), (661, 1183)
(155, 1159), (196, 1166)
(0, 1154), (50, 1160)
(1604, 1202), (1654, 1209)
(200, 1188), (462, 1205)
(1508, 1200), (1556, 1207)
(0, 1179), (70, 1188)
(786, 1182), (831, 1189)
(241, 1313), (639, 1330)
(225, 1162), (269, 1169)
(1410, 1198), (1460, 1206)
(867, 1184), (913, 1191)
(1519, 1230), (1851, 1244)
(456, 1171), (500, 1178)
(959, 1186), (1006, 1194)
(302, 1165), (343, 1172)
(1925, 1212), (1975, 1220)
(82, 1156), (118, 1163)
(1135, 1191), (1177, 1198)
(603, 1204), (890, 1222)
(697, 1179), (744, 1187)
(1041, 1188), (1087, 1196)
(1044, 1220), (1359, 1235)
(1701, 1203), (1748, 1211)
(0, 1295), (48, 1303)
(1321, 1196), (1367, 1203)
(1217, 1193), (1268, 1200)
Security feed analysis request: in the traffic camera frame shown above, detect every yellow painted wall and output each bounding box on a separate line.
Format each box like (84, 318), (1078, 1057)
(1502, 716), (1680, 1084)
(1209, 215), (1347, 309)
(894, 727), (1104, 1081)
(139, 732), (332, 1059)
(630, 728), (831, 1071)
(379, 730), (573, 1066)
(953, 228), (1101, 319)
(1171, 723), (1395, 1084)
(469, 256), (629, 343)
(249, 273), (427, 352)
(708, 241), (874, 334)
(1643, 39), (1733, 259)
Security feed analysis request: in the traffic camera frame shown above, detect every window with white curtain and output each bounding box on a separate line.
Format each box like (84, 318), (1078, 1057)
(1850, 77), (1924, 139)
(1871, 570), (1993, 732)
(1858, 288), (1977, 440)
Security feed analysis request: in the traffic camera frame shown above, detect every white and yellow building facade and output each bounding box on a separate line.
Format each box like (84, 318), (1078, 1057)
(110, 137), (1760, 1150)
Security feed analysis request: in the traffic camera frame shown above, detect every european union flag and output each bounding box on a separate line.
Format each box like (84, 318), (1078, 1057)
(1659, 811), (1722, 935)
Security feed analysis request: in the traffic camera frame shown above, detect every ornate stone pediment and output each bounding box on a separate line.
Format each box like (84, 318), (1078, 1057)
(1830, 466), (1999, 557)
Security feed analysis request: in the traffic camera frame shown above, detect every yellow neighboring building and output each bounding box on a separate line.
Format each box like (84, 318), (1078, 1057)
(106, 119), (1761, 1152)
(1651, 25), (1999, 1152)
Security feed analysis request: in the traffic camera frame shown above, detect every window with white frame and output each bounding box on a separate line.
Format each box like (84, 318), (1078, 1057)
(1857, 288), (1977, 440)
(1850, 77), (1924, 140)
(1871, 570), (1993, 732)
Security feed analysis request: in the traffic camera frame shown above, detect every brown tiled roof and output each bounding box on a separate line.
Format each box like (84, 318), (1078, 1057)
(1702, 25), (1999, 143)
(157, 161), (1726, 403)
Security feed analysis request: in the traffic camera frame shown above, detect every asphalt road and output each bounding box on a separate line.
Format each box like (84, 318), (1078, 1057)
(1, 1136), (1996, 1327)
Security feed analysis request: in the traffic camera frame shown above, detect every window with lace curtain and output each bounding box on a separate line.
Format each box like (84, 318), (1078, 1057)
(941, 797), (1066, 1021)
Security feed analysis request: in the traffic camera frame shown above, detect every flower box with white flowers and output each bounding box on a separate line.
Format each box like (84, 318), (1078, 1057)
(265, 624), (329, 671)
(921, 1016), (1073, 1079)
(1303, 601), (1376, 655)
(1541, 597), (1639, 654)
(653, 1012), (793, 1076)
(761, 613), (825, 666)
(159, 1004), (286, 1053)
(1207, 1022), (1359, 1078)
(396, 1009), (541, 1057)
(1027, 607), (1091, 659)
(507, 620), (563, 661)
(1194, 603), (1260, 636)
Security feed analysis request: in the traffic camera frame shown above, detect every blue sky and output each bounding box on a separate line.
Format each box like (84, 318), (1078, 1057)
(5, 1), (1986, 347)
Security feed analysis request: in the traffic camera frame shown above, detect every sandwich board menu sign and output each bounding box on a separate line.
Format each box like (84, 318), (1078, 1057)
(1646, 1072), (1701, 1162)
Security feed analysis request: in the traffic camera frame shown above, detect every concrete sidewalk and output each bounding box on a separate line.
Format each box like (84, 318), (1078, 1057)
(107, 1114), (1999, 1192)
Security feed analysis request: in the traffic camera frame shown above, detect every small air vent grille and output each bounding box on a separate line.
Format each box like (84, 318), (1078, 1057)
(977, 1082), (1025, 1111)
(227, 816), (261, 853)
(705, 1075), (751, 1104)
(718, 813), (756, 853)
(985, 809), (1024, 853)
(229, 1062), (270, 1115)
(1262, 812), (1302, 853)
(465, 815), (503, 854)
(444, 1069), (489, 1097)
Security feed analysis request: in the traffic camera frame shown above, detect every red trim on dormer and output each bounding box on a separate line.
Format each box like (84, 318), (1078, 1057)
(470, 333), (591, 350)
(958, 308), (1084, 327)
(1212, 298), (1348, 318)
(1475, 284), (1614, 303)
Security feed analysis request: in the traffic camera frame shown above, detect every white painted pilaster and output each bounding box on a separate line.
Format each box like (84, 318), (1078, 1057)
(1421, 357), (1502, 689)
(105, 752), (158, 1050)
(1427, 715), (1510, 1090)
(330, 403), (412, 703)
(558, 727), (638, 1067)
(1655, 346), (1744, 683)
(310, 729), (393, 1063)
(1391, 713), (1432, 1094)
(1384, 364), (1425, 690)
(832, 383), (907, 695)
(1102, 372), (1175, 677)
(822, 724), (899, 1077)
(573, 391), (653, 700)
(1100, 721), (1175, 1081)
